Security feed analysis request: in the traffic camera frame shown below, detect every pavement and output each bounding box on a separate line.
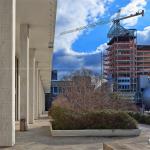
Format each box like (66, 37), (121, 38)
(1, 115), (150, 150)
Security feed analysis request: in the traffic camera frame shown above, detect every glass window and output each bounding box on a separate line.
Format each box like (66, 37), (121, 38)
(59, 87), (62, 93)
(51, 87), (53, 93)
(54, 87), (58, 94)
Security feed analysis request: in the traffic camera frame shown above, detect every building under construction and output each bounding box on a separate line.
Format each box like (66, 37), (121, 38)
(59, 9), (149, 105)
(137, 45), (150, 77)
(104, 22), (150, 103)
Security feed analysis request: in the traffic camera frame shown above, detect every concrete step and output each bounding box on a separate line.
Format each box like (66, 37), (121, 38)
(103, 143), (150, 150)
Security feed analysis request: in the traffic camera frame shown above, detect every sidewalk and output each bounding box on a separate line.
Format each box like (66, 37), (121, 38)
(2, 115), (150, 150)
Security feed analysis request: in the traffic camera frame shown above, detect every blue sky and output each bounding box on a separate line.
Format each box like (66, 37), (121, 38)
(53, 0), (150, 79)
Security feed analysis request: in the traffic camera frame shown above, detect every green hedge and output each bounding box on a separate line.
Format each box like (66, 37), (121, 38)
(49, 106), (138, 130)
(128, 112), (150, 125)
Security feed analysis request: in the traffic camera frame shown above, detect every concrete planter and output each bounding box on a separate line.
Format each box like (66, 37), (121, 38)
(51, 129), (141, 137)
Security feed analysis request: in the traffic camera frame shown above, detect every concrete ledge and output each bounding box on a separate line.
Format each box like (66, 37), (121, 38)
(51, 129), (141, 137)
(103, 142), (150, 150)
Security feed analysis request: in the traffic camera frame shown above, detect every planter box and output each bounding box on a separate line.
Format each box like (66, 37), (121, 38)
(51, 129), (141, 137)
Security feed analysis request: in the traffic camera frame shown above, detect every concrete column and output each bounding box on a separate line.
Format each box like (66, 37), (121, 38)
(38, 73), (41, 117)
(0, 0), (16, 146)
(15, 57), (19, 121)
(42, 82), (45, 114)
(20, 24), (30, 131)
(33, 58), (36, 119)
(41, 80), (45, 114)
(39, 76), (42, 116)
(29, 48), (35, 124)
(34, 62), (39, 119)
(18, 72), (21, 120)
(38, 76), (45, 116)
(42, 86), (45, 114)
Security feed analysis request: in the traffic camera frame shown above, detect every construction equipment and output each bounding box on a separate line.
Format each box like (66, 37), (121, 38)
(60, 9), (145, 102)
(60, 10), (144, 36)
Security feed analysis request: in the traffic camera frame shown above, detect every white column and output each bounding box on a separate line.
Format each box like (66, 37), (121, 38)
(34, 62), (39, 119)
(37, 68), (40, 118)
(18, 72), (21, 120)
(0, 0), (16, 146)
(38, 76), (45, 115)
(33, 58), (36, 119)
(39, 76), (42, 116)
(20, 24), (29, 130)
(29, 48), (35, 124)
(41, 81), (45, 114)
(38, 73), (41, 117)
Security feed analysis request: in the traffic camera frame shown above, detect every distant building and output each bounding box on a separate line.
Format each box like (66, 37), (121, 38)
(45, 70), (58, 110)
(51, 80), (72, 96)
(50, 76), (95, 102)
(51, 70), (58, 80)
(137, 45), (150, 76)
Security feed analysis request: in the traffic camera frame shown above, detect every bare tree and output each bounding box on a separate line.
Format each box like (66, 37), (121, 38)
(53, 70), (137, 112)
(61, 68), (96, 80)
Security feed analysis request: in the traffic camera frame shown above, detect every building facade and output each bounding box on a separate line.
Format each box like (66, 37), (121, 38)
(137, 45), (150, 76)
(0, 0), (57, 146)
(104, 24), (150, 102)
(50, 76), (94, 99)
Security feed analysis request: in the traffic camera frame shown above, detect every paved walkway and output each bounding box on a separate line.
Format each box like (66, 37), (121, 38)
(1, 115), (150, 150)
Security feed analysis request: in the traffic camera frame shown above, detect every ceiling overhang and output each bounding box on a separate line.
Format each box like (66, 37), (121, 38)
(16, 0), (57, 92)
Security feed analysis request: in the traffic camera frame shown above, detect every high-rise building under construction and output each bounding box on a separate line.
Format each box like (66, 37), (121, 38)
(58, 9), (146, 104)
(104, 23), (150, 102)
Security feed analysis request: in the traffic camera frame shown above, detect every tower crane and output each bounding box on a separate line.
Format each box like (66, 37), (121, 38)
(59, 9), (144, 89)
(60, 10), (144, 36)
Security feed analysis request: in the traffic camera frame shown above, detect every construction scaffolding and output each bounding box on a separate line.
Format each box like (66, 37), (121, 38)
(104, 22), (138, 100)
(137, 45), (150, 76)
(136, 45), (150, 104)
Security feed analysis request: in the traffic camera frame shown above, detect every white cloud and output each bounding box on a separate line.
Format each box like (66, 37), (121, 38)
(54, 0), (114, 54)
(137, 26), (150, 44)
(120, 0), (147, 27)
(96, 43), (108, 52)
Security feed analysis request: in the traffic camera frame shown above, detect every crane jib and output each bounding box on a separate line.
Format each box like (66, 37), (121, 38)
(60, 10), (144, 36)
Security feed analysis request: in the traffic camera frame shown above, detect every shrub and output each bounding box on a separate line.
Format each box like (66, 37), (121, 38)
(128, 112), (150, 125)
(49, 106), (138, 130)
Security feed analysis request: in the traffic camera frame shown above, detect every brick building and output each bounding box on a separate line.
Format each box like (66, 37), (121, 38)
(104, 24), (150, 102)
